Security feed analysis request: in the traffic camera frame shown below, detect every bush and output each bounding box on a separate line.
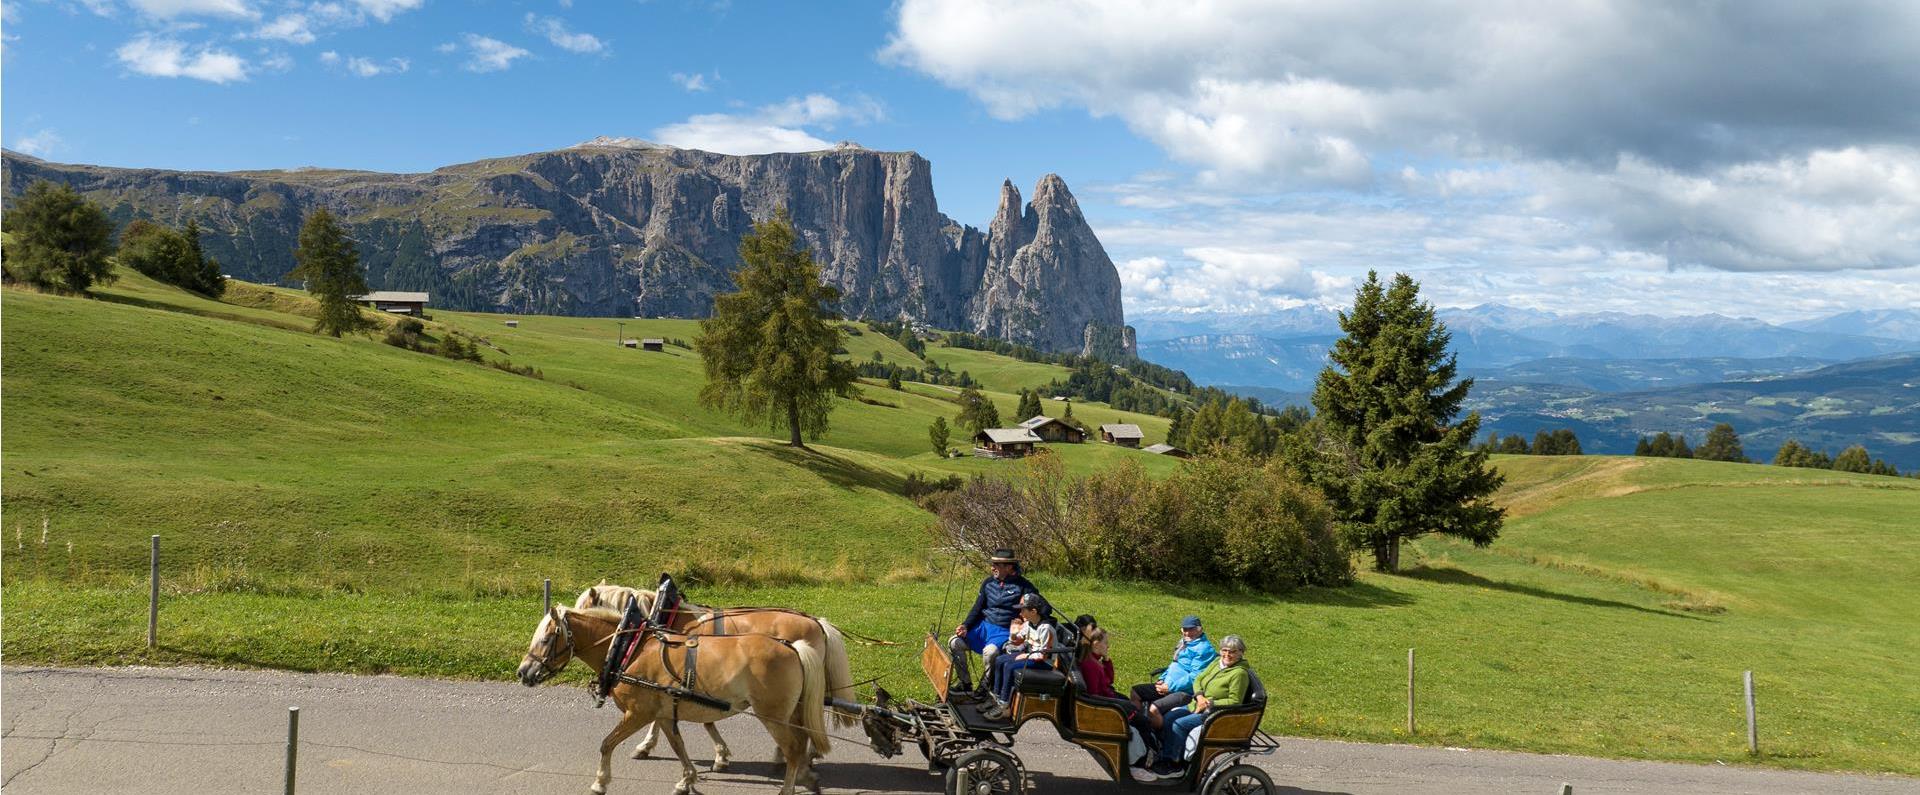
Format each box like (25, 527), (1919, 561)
(935, 450), (1351, 592)
(903, 472), (964, 503)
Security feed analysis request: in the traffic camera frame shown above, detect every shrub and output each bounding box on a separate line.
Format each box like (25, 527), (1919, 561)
(935, 449), (1350, 592)
(903, 472), (964, 504)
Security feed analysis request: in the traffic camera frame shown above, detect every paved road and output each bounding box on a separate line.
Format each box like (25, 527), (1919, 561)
(4, 667), (1915, 794)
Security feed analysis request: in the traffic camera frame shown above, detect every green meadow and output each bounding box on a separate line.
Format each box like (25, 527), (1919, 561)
(3, 272), (1917, 776)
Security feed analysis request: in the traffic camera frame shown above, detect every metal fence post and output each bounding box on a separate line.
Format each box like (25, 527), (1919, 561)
(1406, 648), (1416, 735)
(1745, 670), (1758, 754)
(543, 578), (552, 614)
(285, 706), (300, 795)
(148, 535), (160, 649)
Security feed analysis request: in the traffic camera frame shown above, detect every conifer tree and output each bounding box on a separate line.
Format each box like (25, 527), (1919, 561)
(1832, 445), (1872, 473)
(1773, 439), (1808, 467)
(2, 180), (115, 293)
(929, 416), (951, 456)
(1533, 429), (1556, 455)
(1498, 434), (1530, 454)
(1293, 271), (1504, 572)
(695, 213), (858, 447)
(288, 208), (370, 337)
(1635, 436), (1653, 456)
(954, 387), (1001, 434)
(1671, 434), (1694, 459)
(1696, 423), (1745, 462)
(1551, 429), (1581, 455)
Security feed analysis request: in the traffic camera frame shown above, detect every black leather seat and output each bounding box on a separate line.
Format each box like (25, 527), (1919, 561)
(1013, 667), (1071, 699)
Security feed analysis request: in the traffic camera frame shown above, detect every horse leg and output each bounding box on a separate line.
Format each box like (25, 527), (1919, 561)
(593, 710), (649, 795)
(703, 722), (731, 772)
(630, 720), (658, 759)
(758, 718), (807, 795)
(660, 721), (700, 795)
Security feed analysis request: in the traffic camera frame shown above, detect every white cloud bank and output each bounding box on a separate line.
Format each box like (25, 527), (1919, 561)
(526, 14), (605, 55)
(116, 34), (248, 83)
(653, 94), (883, 155)
(448, 34), (530, 73)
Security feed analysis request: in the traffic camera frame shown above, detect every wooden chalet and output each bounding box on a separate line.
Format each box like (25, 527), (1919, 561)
(1099, 423), (1145, 447)
(1018, 415), (1086, 443)
(354, 291), (429, 315)
(973, 428), (1044, 458)
(641, 338), (665, 351)
(1144, 443), (1192, 459)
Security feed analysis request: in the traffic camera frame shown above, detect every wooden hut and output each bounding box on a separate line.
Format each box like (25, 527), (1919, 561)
(973, 428), (1043, 458)
(1100, 423), (1145, 447)
(353, 291), (429, 315)
(641, 338), (665, 351)
(1018, 415), (1086, 443)
(1144, 443), (1192, 459)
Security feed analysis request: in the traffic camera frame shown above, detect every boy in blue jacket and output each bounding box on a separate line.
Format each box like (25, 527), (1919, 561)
(1129, 615), (1217, 729)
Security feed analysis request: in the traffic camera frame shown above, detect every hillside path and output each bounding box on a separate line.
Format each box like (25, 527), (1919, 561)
(4, 666), (1914, 795)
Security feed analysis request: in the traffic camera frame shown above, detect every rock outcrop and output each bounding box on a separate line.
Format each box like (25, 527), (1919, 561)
(1, 144), (1128, 353)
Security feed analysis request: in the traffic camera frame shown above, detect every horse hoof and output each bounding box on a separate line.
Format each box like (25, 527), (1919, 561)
(630, 748), (649, 760)
(710, 760), (730, 773)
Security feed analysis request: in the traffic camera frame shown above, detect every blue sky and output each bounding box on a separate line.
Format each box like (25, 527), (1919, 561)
(5, 0), (1918, 324)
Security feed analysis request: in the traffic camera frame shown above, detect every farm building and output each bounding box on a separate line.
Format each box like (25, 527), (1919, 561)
(1100, 423), (1144, 447)
(621, 339), (640, 348)
(1018, 415), (1086, 443)
(641, 338), (665, 351)
(974, 428), (1043, 458)
(354, 291), (429, 315)
(1144, 443), (1191, 459)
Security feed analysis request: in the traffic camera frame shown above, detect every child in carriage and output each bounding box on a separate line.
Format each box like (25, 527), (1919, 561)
(983, 593), (1054, 719)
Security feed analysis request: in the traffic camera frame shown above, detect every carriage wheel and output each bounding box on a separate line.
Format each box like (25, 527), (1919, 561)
(945, 747), (1022, 795)
(1203, 763), (1275, 795)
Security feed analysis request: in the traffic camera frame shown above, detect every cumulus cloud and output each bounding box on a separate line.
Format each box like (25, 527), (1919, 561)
(13, 129), (63, 157)
(116, 34), (248, 83)
(449, 34), (529, 73)
(671, 71), (716, 92)
(525, 13), (604, 54)
(127, 0), (254, 19)
(321, 51), (405, 77)
(652, 93), (883, 155)
(350, 0), (421, 23)
(251, 13), (315, 44)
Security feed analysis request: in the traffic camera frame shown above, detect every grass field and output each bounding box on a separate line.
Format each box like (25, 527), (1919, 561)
(4, 275), (1918, 776)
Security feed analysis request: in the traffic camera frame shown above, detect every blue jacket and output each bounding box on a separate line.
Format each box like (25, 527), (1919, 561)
(962, 573), (1039, 630)
(1161, 633), (1217, 693)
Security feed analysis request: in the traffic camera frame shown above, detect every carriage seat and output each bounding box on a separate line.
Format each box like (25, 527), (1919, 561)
(1013, 666), (1071, 699)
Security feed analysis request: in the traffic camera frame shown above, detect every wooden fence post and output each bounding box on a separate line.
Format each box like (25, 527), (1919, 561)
(1745, 670), (1758, 754)
(148, 535), (160, 649)
(1406, 647), (1416, 735)
(543, 578), (552, 614)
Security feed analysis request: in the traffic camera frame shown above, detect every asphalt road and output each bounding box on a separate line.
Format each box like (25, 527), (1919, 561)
(4, 666), (1915, 794)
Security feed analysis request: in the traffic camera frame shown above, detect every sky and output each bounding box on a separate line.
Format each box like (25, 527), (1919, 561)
(4, 0), (1918, 324)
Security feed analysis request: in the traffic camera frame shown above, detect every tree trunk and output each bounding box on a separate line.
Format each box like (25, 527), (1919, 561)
(786, 397), (804, 448)
(1372, 537), (1401, 573)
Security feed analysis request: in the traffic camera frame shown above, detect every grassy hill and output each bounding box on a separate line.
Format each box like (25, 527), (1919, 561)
(5, 275), (1918, 776)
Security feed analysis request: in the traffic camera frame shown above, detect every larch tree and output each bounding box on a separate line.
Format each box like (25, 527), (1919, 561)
(2, 180), (115, 293)
(1294, 271), (1505, 573)
(695, 213), (858, 448)
(288, 208), (370, 337)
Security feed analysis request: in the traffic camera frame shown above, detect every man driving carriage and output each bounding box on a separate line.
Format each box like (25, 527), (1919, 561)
(948, 547), (1043, 695)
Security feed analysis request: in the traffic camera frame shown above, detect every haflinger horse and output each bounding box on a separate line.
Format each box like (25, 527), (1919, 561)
(576, 578), (858, 765)
(517, 604), (830, 795)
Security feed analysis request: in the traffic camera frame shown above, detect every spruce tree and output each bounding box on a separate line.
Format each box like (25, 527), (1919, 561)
(2, 180), (115, 293)
(184, 220), (226, 297)
(954, 387), (1000, 434)
(929, 416), (951, 456)
(1635, 436), (1653, 456)
(288, 208), (371, 337)
(1696, 423), (1744, 462)
(1773, 439), (1807, 467)
(696, 213), (859, 447)
(1295, 271), (1504, 572)
(1832, 445), (1872, 473)
(1499, 434), (1530, 454)
(1532, 429), (1556, 455)
(1552, 429), (1581, 455)
(1671, 434), (1694, 459)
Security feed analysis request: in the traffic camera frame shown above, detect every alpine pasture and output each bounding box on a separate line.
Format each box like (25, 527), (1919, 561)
(3, 271), (1916, 776)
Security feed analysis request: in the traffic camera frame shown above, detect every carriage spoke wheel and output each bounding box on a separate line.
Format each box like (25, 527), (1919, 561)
(945, 747), (1022, 795)
(1204, 763), (1275, 795)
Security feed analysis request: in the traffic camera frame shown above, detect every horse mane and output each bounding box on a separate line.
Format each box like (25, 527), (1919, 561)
(567, 604), (625, 624)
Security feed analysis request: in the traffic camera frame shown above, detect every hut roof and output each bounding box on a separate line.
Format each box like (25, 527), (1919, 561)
(1100, 423), (1144, 439)
(353, 291), (429, 303)
(1144, 443), (1187, 455)
(977, 428), (1044, 444)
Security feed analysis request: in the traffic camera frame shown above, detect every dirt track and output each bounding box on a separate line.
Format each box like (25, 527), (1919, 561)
(4, 666), (1915, 794)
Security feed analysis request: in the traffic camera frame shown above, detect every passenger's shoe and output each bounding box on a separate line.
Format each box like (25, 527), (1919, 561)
(980, 704), (1010, 721)
(1149, 760), (1181, 777)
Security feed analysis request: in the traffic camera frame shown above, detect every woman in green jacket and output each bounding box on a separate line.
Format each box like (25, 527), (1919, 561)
(1148, 634), (1250, 774)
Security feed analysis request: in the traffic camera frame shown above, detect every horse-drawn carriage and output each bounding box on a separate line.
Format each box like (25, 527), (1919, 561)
(831, 629), (1279, 795)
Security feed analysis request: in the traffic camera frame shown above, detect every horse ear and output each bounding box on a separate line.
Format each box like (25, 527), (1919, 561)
(587, 588), (600, 606)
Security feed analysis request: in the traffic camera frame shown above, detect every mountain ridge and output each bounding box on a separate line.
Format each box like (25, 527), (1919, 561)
(1, 145), (1129, 354)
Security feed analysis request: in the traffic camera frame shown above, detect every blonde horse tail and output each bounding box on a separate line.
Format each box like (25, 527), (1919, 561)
(817, 620), (859, 728)
(791, 638), (832, 757)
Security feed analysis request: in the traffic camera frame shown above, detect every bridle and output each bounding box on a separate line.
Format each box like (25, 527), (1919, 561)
(526, 606), (577, 683)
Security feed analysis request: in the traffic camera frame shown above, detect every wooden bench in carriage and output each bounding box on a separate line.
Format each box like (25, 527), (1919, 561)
(833, 631), (1279, 795)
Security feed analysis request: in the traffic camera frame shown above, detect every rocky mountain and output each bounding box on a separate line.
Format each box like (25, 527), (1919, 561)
(1, 143), (1128, 354)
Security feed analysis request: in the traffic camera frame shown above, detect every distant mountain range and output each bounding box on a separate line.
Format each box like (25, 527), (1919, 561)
(1136, 306), (1920, 469)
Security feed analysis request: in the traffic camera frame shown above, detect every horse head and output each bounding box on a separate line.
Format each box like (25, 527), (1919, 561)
(518, 605), (576, 687)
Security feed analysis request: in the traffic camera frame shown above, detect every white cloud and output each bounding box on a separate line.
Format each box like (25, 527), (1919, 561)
(652, 93), (883, 155)
(13, 129), (63, 157)
(671, 71), (714, 93)
(451, 34), (529, 73)
(116, 34), (248, 83)
(349, 0), (421, 23)
(321, 51), (405, 76)
(525, 13), (604, 54)
(251, 13), (315, 44)
(128, 0), (254, 19)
